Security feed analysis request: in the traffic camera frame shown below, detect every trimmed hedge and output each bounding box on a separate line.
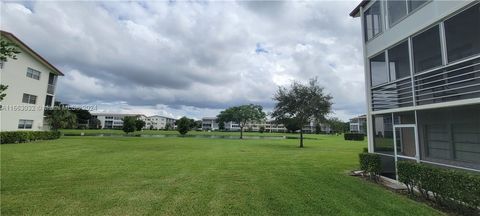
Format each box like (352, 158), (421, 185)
(344, 133), (365, 141)
(0, 131), (61, 144)
(398, 161), (480, 212)
(359, 152), (381, 181)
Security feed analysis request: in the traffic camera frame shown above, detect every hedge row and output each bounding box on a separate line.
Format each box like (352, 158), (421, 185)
(344, 133), (365, 141)
(0, 131), (61, 144)
(359, 152), (381, 181)
(398, 161), (480, 212)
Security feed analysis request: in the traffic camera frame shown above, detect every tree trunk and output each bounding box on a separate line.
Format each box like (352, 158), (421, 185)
(299, 129), (304, 148)
(240, 126), (243, 139)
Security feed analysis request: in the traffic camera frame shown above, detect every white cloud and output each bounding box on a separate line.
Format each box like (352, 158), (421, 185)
(1, 1), (365, 121)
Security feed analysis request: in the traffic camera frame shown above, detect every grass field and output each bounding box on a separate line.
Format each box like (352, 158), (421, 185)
(1, 135), (442, 215)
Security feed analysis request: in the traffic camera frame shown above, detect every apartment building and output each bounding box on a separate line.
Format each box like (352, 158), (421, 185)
(349, 115), (367, 134)
(0, 30), (63, 131)
(92, 113), (141, 129)
(350, 1), (479, 178)
(143, 115), (176, 130)
(201, 117), (330, 133)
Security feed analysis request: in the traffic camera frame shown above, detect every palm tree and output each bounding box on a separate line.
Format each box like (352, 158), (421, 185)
(46, 109), (77, 131)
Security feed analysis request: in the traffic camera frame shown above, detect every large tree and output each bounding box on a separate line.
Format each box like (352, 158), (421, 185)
(217, 104), (266, 139)
(0, 39), (21, 102)
(135, 119), (146, 131)
(46, 108), (77, 131)
(272, 78), (332, 147)
(122, 116), (137, 134)
(176, 116), (193, 135)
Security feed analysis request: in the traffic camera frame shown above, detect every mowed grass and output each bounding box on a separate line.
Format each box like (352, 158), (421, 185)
(1, 135), (442, 215)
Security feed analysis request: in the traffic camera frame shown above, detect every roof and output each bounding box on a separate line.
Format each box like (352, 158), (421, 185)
(349, 0), (370, 17)
(1, 30), (64, 76)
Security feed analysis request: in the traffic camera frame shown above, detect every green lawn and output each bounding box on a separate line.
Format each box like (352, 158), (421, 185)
(1, 135), (442, 215)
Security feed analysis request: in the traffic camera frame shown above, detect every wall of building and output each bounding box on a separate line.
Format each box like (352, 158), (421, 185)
(0, 38), (56, 131)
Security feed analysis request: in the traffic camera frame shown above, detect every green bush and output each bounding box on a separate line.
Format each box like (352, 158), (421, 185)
(1, 131), (61, 144)
(344, 133), (364, 141)
(359, 152), (381, 181)
(398, 161), (480, 212)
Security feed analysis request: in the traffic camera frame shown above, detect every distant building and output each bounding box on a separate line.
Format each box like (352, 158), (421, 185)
(92, 113), (142, 129)
(0, 30), (63, 131)
(143, 115), (176, 130)
(92, 113), (176, 130)
(201, 117), (330, 133)
(349, 115), (367, 134)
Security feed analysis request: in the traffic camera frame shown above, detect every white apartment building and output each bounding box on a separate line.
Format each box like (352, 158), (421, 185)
(349, 115), (367, 134)
(0, 30), (63, 131)
(350, 0), (480, 177)
(92, 113), (141, 129)
(143, 115), (176, 130)
(92, 113), (176, 130)
(201, 117), (330, 133)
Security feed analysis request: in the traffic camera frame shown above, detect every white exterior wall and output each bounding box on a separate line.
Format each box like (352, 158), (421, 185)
(0, 38), (57, 131)
(144, 115), (176, 130)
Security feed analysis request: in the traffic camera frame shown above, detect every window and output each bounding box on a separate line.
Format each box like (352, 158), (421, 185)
(408, 0), (428, 12)
(26, 68), (41, 80)
(22, 93), (37, 104)
(418, 104), (480, 170)
(18, 119), (33, 129)
(444, 4), (480, 63)
(370, 52), (387, 86)
(373, 114), (394, 155)
(388, 41), (411, 80)
(412, 25), (443, 73)
(45, 95), (53, 107)
(387, 0), (407, 26)
(364, 1), (382, 41)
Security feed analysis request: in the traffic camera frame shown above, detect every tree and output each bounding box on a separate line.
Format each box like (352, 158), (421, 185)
(217, 104), (266, 139)
(259, 126), (265, 133)
(70, 108), (92, 128)
(0, 84), (7, 102)
(88, 118), (101, 129)
(176, 117), (192, 135)
(218, 121), (225, 131)
(272, 78), (332, 147)
(0, 39), (21, 102)
(327, 117), (348, 134)
(282, 117), (303, 133)
(135, 119), (146, 131)
(122, 116), (137, 134)
(165, 123), (173, 130)
(46, 108), (77, 131)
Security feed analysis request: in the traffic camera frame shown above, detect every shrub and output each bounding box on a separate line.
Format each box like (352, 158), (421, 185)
(344, 133), (364, 141)
(359, 152), (381, 181)
(398, 161), (480, 212)
(1, 131), (61, 144)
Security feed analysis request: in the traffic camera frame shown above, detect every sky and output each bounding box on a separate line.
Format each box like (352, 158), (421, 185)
(1, 0), (365, 121)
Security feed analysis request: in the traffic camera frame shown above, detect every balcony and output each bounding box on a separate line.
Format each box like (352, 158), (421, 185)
(414, 56), (480, 106)
(371, 78), (414, 111)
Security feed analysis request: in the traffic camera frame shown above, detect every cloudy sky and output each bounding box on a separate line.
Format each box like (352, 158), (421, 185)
(1, 0), (365, 121)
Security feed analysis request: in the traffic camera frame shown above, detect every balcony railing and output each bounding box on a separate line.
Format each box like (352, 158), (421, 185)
(414, 56), (480, 106)
(47, 84), (55, 95)
(371, 78), (414, 111)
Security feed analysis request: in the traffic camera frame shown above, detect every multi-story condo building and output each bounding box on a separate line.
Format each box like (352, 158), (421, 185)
(143, 115), (176, 130)
(201, 117), (331, 133)
(92, 113), (142, 129)
(0, 30), (63, 131)
(350, 1), (479, 178)
(349, 115), (367, 134)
